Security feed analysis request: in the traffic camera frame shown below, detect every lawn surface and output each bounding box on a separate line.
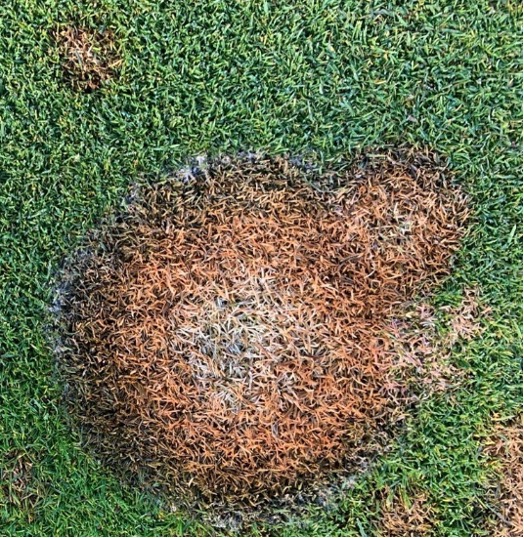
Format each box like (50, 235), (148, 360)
(0, 0), (522, 536)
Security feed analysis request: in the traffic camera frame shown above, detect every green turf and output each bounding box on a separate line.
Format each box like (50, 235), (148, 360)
(0, 0), (521, 535)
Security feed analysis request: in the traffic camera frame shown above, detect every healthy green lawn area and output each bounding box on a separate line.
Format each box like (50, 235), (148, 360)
(0, 0), (521, 536)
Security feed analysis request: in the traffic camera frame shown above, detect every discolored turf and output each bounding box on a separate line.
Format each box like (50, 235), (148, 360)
(54, 152), (467, 506)
(0, 1), (521, 535)
(55, 25), (121, 92)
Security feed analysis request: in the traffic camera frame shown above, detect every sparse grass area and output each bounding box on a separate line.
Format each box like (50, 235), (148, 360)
(0, 0), (521, 536)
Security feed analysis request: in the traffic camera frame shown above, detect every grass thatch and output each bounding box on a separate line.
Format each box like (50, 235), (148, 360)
(55, 151), (468, 505)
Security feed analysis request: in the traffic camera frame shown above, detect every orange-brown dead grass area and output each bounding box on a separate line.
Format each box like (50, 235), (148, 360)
(56, 152), (469, 505)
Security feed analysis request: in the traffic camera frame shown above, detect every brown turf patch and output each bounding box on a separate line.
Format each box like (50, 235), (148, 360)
(0, 451), (38, 522)
(385, 287), (489, 396)
(54, 151), (468, 504)
(55, 26), (121, 92)
(376, 486), (435, 537)
(484, 414), (523, 537)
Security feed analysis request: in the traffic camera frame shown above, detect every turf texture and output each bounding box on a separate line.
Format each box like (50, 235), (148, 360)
(0, 0), (521, 536)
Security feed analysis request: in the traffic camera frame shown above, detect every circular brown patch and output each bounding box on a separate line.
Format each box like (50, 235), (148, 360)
(55, 26), (121, 92)
(55, 152), (468, 503)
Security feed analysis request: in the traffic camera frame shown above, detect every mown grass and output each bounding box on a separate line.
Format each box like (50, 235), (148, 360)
(0, 0), (521, 536)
